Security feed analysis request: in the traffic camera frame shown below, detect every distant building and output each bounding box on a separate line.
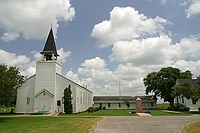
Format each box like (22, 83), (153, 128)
(16, 28), (93, 114)
(175, 79), (200, 111)
(93, 96), (157, 109)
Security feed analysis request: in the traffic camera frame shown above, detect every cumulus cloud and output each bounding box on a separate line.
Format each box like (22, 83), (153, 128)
(91, 6), (169, 48)
(0, 48), (71, 77)
(0, 49), (35, 76)
(186, 0), (200, 18)
(78, 57), (112, 80)
(175, 37), (200, 61)
(110, 35), (176, 65)
(0, 0), (75, 42)
(57, 48), (71, 63)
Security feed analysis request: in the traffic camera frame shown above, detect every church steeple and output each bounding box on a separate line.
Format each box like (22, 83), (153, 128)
(40, 27), (59, 61)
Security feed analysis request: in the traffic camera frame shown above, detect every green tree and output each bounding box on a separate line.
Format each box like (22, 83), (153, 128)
(63, 84), (73, 114)
(173, 77), (200, 104)
(172, 82), (193, 99)
(0, 64), (25, 107)
(144, 67), (192, 105)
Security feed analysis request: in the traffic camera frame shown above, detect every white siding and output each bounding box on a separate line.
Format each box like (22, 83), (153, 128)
(16, 76), (35, 113)
(16, 60), (93, 114)
(56, 74), (93, 113)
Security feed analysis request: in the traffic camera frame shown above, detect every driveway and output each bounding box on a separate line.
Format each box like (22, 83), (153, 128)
(94, 116), (200, 133)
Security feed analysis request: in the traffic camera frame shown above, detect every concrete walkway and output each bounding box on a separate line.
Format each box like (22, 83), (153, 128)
(94, 116), (200, 133)
(136, 113), (151, 116)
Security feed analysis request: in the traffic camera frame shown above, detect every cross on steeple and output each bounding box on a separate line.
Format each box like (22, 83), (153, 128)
(40, 27), (59, 61)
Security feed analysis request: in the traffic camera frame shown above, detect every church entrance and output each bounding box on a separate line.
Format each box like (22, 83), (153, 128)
(39, 98), (49, 112)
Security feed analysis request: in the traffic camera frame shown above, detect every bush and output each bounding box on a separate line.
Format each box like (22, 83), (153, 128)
(180, 107), (190, 111)
(168, 103), (190, 111)
(95, 107), (100, 111)
(103, 107), (106, 110)
(99, 106), (102, 110)
(198, 107), (200, 112)
(131, 111), (136, 114)
(87, 107), (95, 113)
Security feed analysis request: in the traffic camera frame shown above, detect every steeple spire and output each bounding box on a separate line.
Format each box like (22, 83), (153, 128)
(41, 27), (59, 61)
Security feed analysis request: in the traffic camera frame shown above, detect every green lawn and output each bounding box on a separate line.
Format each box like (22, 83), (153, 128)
(148, 110), (192, 116)
(63, 109), (137, 116)
(0, 116), (101, 133)
(62, 109), (195, 116)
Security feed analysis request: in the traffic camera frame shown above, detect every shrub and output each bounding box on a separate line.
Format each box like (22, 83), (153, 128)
(180, 107), (190, 111)
(95, 107), (100, 111)
(103, 107), (106, 110)
(131, 111), (136, 114)
(87, 107), (95, 113)
(168, 103), (190, 111)
(99, 106), (102, 110)
(198, 107), (200, 112)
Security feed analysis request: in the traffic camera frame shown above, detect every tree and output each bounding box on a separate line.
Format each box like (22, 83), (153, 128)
(124, 100), (130, 109)
(0, 64), (25, 107)
(172, 82), (193, 99)
(173, 77), (200, 104)
(63, 84), (73, 114)
(143, 67), (192, 105)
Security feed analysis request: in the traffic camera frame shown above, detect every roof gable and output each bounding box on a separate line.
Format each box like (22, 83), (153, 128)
(35, 89), (54, 97)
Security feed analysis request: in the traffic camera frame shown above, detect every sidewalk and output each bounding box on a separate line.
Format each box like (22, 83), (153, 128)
(136, 113), (151, 116)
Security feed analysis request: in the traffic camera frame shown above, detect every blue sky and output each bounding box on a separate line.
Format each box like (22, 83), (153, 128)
(0, 0), (200, 97)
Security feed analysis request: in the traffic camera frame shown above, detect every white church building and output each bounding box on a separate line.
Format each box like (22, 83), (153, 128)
(16, 28), (93, 114)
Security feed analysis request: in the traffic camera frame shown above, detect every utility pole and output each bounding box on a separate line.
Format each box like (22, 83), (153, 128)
(119, 79), (121, 96)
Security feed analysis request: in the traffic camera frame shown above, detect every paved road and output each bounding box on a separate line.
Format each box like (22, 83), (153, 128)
(94, 116), (200, 133)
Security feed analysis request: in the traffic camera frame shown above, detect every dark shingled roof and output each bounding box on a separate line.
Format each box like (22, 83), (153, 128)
(176, 79), (198, 87)
(93, 96), (155, 101)
(41, 28), (59, 56)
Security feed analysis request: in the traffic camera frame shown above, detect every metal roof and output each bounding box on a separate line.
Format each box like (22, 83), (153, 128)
(93, 96), (155, 101)
(176, 79), (198, 87)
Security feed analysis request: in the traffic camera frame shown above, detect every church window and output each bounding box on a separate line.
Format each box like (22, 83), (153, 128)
(108, 103), (111, 107)
(43, 92), (45, 96)
(80, 91), (82, 104)
(27, 97), (30, 105)
(151, 102), (153, 107)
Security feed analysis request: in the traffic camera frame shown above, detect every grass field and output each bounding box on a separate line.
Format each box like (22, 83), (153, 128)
(63, 109), (137, 116)
(62, 109), (195, 116)
(149, 110), (192, 116)
(156, 103), (170, 110)
(0, 116), (101, 133)
(182, 122), (200, 133)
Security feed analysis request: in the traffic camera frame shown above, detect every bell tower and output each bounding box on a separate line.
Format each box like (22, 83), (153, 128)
(34, 27), (62, 112)
(40, 27), (59, 61)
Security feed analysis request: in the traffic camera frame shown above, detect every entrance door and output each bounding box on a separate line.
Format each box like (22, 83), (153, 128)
(39, 98), (49, 112)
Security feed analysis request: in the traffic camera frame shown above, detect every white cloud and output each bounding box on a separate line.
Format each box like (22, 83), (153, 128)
(91, 6), (169, 48)
(1, 32), (19, 42)
(78, 57), (112, 80)
(57, 48), (71, 63)
(186, 0), (200, 18)
(175, 37), (200, 61)
(110, 35), (175, 65)
(0, 48), (70, 77)
(0, 0), (75, 41)
(0, 49), (35, 76)
(174, 60), (200, 78)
